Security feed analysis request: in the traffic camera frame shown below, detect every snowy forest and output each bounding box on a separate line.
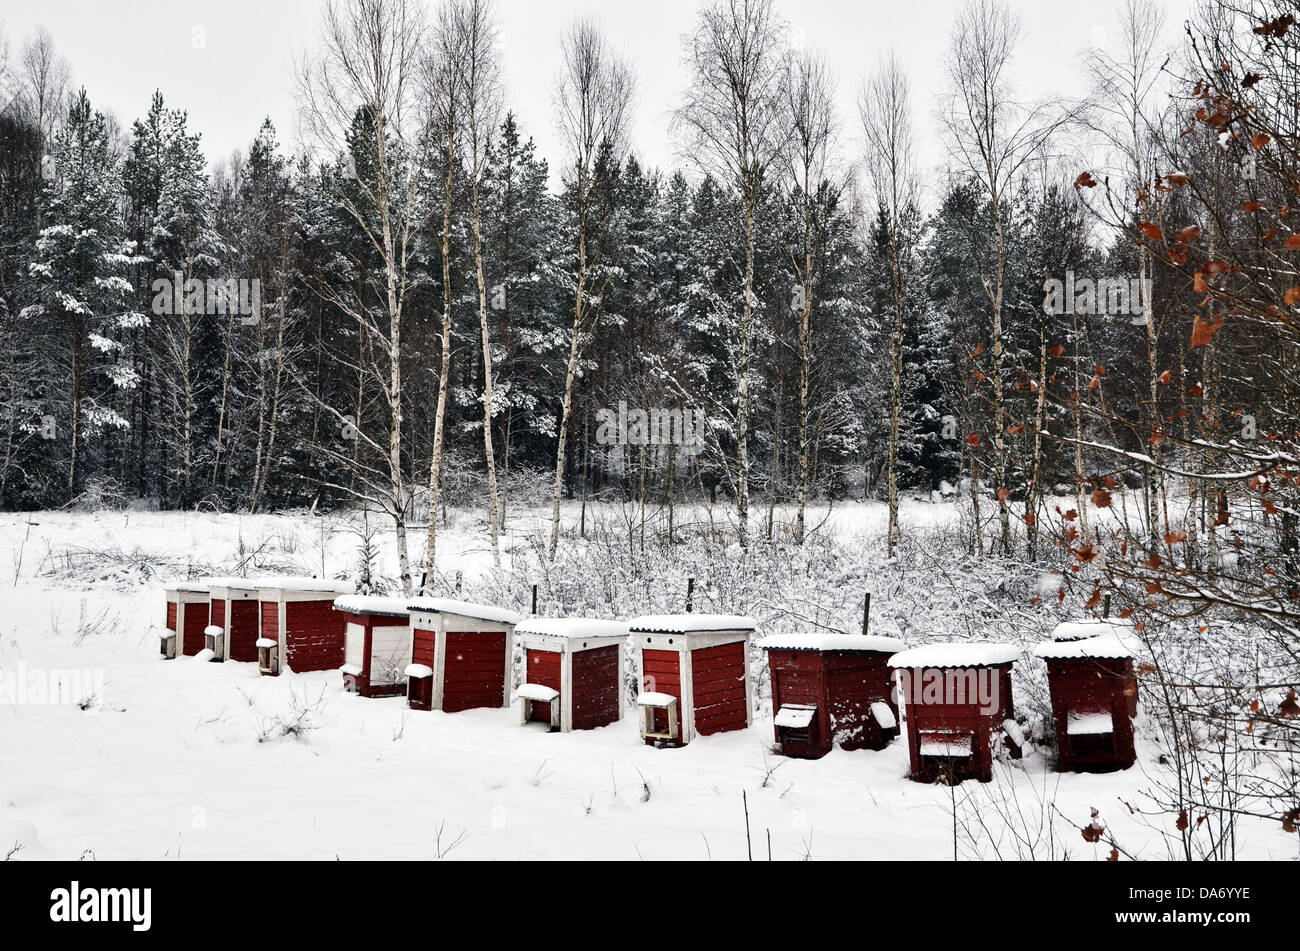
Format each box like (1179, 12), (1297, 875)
(0, 0), (1294, 579)
(0, 0), (1298, 862)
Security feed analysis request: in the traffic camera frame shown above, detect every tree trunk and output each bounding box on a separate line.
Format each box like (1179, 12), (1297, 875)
(471, 174), (501, 567)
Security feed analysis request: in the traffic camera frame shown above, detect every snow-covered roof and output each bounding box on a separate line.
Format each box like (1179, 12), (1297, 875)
(517, 683), (560, 703)
(1033, 620), (1137, 659)
(333, 595), (411, 618)
(758, 632), (906, 654)
(203, 625), (223, 638)
(636, 692), (678, 707)
(406, 598), (520, 625)
(628, 614), (755, 634)
(163, 580), (210, 593)
(255, 576), (353, 594)
(404, 663), (433, 679)
(1049, 619), (1130, 643)
(887, 642), (1020, 669)
(340, 663), (362, 677)
(515, 617), (628, 639)
(202, 577), (258, 590)
(255, 638), (278, 649)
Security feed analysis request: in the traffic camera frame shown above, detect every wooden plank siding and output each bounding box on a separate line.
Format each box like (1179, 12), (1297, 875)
(441, 631), (507, 712)
(570, 644), (620, 730)
(691, 642), (748, 736)
(1046, 656), (1137, 771)
(282, 600), (346, 672)
(181, 602), (209, 656)
(524, 648), (563, 724)
(227, 599), (260, 663)
(641, 649), (682, 739)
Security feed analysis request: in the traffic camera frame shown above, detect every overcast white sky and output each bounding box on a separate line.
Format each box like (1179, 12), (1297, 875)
(0, 0), (1193, 190)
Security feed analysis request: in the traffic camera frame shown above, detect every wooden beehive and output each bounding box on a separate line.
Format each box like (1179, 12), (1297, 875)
(255, 577), (354, 676)
(888, 643), (1022, 784)
(162, 581), (212, 659)
(405, 599), (521, 712)
(334, 595), (412, 698)
(204, 578), (260, 663)
(515, 618), (627, 732)
(758, 632), (906, 758)
(628, 614), (755, 747)
(1033, 620), (1138, 772)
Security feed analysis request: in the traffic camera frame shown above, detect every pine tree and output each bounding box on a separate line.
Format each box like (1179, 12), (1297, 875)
(24, 88), (142, 503)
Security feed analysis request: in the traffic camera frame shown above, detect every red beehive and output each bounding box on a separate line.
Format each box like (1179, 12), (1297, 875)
(628, 614), (754, 747)
(1033, 620), (1138, 772)
(758, 632), (906, 758)
(405, 599), (520, 713)
(255, 578), (354, 676)
(204, 578), (260, 663)
(515, 618), (628, 732)
(161, 582), (211, 659)
(888, 643), (1022, 784)
(334, 596), (412, 698)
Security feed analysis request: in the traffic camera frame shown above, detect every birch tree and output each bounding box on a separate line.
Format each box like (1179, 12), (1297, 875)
(419, 2), (463, 589)
(675, 0), (788, 546)
(780, 50), (837, 545)
(450, 0), (504, 567)
(860, 52), (917, 557)
(548, 16), (634, 558)
(299, 0), (429, 592)
(1088, 0), (1170, 546)
(940, 0), (1071, 555)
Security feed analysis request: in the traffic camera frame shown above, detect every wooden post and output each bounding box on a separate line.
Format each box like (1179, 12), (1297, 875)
(742, 789), (752, 861)
(686, 577), (695, 613)
(1103, 594), (1111, 619)
(531, 584), (538, 616)
(862, 592), (871, 635)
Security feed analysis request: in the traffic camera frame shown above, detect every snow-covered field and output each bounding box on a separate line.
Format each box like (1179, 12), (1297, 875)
(0, 502), (1294, 860)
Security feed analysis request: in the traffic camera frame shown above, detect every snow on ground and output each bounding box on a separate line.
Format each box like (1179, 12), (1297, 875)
(0, 501), (1294, 860)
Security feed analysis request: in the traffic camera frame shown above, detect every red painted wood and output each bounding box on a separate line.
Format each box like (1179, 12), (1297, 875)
(227, 600), (260, 663)
(768, 649), (827, 757)
(1045, 656), (1137, 771)
(641, 649), (681, 740)
(281, 599), (346, 672)
(571, 644), (619, 730)
(181, 602), (209, 656)
(442, 631), (506, 713)
(691, 644), (747, 736)
(411, 628), (437, 668)
(260, 601), (278, 641)
(897, 661), (1016, 783)
(525, 648), (562, 724)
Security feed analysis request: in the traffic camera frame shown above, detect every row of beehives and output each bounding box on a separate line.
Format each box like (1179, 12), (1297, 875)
(163, 578), (1139, 781)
